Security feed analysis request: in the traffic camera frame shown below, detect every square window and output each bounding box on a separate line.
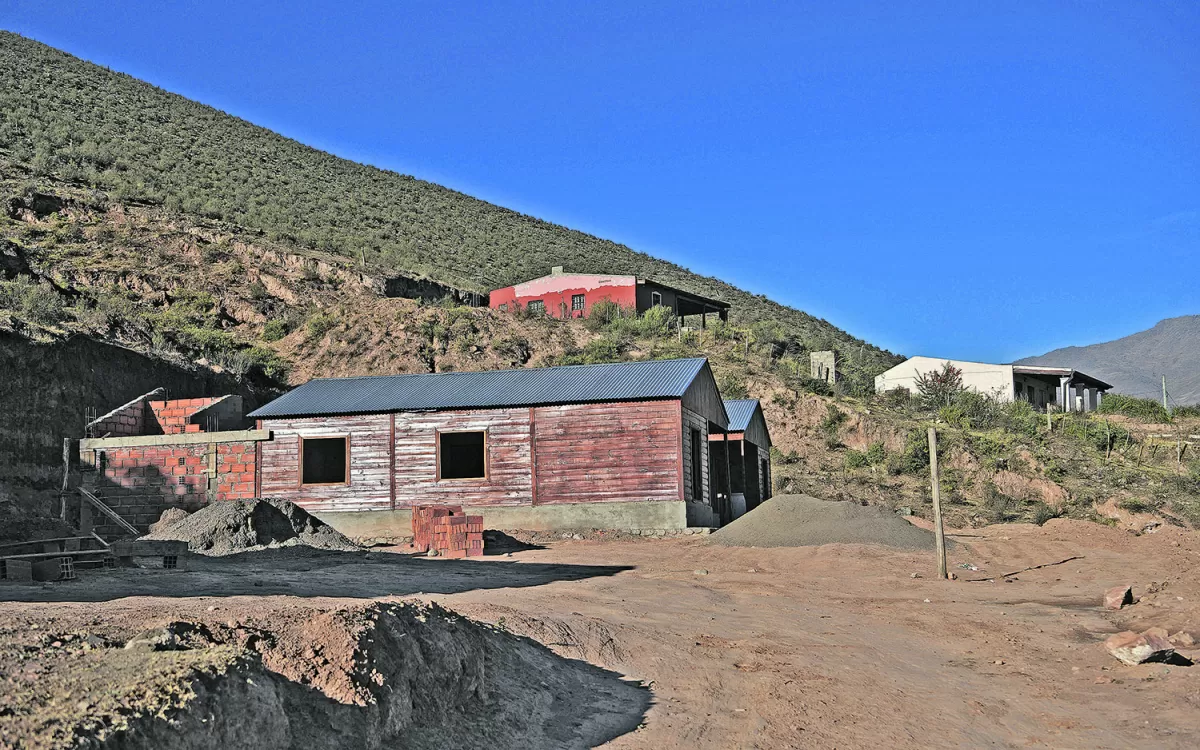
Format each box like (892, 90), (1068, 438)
(571, 294), (585, 311)
(527, 299), (545, 314)
(651, 291), (662, 306)
(301, 436), (348, 485)
(178, 457), (186, 466)
(439, 431), (486, 480)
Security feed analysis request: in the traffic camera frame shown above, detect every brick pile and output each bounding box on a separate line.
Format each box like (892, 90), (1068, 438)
(411, 505), (483, 558)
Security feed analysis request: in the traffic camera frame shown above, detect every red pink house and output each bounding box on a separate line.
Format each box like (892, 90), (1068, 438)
(489, 267), (730, 324)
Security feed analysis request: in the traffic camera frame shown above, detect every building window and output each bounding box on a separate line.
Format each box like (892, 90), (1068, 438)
(651, 291), (662, 307)
(498, 303), (507, 312)
(527, 300), (545, 314)
(439, 431), (487, 480)
(571, 294), (585, 312)
(301, 436), (348, 485)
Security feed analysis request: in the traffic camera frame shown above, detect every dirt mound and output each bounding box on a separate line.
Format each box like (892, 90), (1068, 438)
(148, 507), (190, 535)
(712, 494), (936, 549)
(141, 498), (358, 555)
(0, 600), (647, 749)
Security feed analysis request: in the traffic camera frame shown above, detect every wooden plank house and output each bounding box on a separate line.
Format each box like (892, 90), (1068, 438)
(709, 399), (773, 521)
(246, 358), (740, 535)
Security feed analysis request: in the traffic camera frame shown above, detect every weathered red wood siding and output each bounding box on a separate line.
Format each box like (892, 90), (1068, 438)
(259, 400), (688, 512)
(259, 414), (392, 513)
(392, 408), (533, 507)
(532, 400), (682, 505)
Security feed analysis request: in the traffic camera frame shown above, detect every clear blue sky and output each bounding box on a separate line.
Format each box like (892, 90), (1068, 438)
(5, 1), (1198, 361)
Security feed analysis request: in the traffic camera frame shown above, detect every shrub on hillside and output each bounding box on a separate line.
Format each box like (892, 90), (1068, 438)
(797, 376), (833, 397)
(914, 361), (964, 409)
(887, 429), (931, 475)
(1097, 393), (1170, 423)
(716, 371), (749, 399)
(845, 441), (886, 470)
(305, 312), (338, 341)
(493, 335), (532, 365)
(1173, 404), (1200, 418)
(583, 299), (626, 331)
(262, 319), (290, 342)
(0, 275), (67, 326)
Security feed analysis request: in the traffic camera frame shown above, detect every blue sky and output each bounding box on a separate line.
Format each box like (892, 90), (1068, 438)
(4, 1), (1198, 361)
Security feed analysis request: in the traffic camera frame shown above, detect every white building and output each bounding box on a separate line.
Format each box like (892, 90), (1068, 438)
(874, 356), (1112, 412)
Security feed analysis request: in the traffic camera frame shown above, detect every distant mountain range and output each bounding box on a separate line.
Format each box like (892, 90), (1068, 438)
(1016, 316), (1200, 406)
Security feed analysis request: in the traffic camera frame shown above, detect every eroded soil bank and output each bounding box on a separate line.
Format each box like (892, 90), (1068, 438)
(0, 599), (647, 749)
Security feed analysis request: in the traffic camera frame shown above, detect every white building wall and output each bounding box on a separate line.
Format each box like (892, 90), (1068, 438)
(875, 357), (1016, 401)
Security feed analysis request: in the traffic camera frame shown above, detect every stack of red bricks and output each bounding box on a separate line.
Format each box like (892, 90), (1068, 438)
(411, 505), (483, 558)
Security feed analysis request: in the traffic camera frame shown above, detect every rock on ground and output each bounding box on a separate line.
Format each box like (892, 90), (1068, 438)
(711, 494), (937, 549)
(1104, 584), (1134, 610)
(1105, 628), (1178, 665)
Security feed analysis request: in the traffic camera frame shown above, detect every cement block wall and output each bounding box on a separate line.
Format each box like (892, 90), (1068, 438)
(811, 351), (837, 384)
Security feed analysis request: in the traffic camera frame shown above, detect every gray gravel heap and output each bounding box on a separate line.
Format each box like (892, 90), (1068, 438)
(142, 497), (359, 555)
(711, 494), (935, 549)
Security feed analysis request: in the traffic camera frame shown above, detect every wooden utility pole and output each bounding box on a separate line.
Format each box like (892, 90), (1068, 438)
(927, 427), (948, 580)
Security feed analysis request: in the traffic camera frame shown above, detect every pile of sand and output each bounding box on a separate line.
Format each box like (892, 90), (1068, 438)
(141, 498), (359, 555)
(711, 494), (936, 549)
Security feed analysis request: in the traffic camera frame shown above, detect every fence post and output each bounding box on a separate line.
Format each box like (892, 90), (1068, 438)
(928, 427), (948, 580)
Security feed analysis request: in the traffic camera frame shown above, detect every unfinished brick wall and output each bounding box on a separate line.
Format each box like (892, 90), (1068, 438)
(85, 439), (259, 534)
(89, 400), (148, 438)
(148, 397), (225, 435)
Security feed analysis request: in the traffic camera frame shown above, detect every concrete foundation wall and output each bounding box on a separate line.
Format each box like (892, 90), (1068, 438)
(315, 499), (689, 539)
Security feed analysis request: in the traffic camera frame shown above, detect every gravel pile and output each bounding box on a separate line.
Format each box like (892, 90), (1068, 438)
(711, 494), (936, 550)
(142, 498), (359, 555)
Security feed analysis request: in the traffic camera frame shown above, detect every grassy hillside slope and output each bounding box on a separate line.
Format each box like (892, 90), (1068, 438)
(0, 31), (900, 392)
(3, 167), (1197, 531)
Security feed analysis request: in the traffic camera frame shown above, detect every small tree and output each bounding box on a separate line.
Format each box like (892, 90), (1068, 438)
(914, 361), (964, 409)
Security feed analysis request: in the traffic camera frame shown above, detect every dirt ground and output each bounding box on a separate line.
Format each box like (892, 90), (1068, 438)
(3, 518), (1199, 749)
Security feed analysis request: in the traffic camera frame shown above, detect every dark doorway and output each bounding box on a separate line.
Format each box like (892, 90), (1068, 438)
(690, 428), (702, 502)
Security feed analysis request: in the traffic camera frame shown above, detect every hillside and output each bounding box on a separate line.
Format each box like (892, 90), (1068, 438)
(3, 164), (1198, 534)
(0, 31), (899, 392)
(1017, 316), (1200, 406)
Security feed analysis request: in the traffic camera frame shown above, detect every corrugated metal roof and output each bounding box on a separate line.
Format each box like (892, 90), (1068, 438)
(249, 358), (712, 418)
(723, 399), (760, 432)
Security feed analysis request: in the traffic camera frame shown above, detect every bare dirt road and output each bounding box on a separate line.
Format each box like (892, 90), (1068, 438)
(3, 518), (1198, 749)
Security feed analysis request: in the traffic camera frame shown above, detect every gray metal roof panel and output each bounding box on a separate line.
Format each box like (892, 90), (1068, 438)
(723, 399), (760, 432)
(249, 358), (711, 418)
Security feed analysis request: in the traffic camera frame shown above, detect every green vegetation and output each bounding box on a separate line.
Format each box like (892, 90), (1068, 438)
(1097, 393), (1171, 423)
(0, 275), (66, 326)
(0, 31), (900, 388)
(1174, 404), (1200, 418)
(844, 441), (885, 470)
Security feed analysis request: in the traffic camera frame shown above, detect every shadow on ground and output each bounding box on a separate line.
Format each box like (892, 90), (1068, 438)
(0, 547), (633, 603)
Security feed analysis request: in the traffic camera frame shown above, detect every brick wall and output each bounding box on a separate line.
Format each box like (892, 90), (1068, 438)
(89, 399), (148, 437)
(85, 438), (259, 533)
(148, 397), (224, 434)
